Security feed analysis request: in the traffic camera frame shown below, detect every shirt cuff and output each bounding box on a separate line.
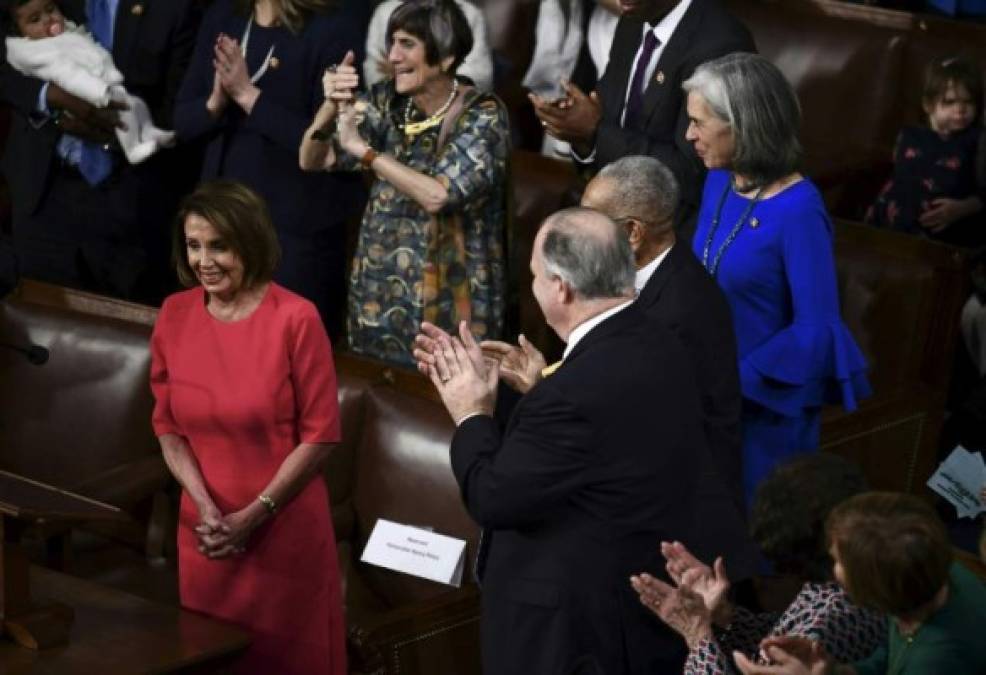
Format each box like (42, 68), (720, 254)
(455, 411), (490, 427)
(36, 82), (51, 115)
(571, 145), (596, 164)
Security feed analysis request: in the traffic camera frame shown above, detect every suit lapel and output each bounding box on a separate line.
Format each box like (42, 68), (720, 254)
(112, 0), (146, 73)
(636, 0), (704, 126)
(602, 18), (644, 116)
(636, 245), (680, 310)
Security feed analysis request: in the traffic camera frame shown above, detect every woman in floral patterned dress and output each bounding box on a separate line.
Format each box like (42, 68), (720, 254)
(300, 0), (508, 367)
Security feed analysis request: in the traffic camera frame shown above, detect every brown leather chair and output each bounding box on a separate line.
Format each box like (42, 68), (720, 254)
(0, 281), (170, 558)
(329, 355), (482, 675)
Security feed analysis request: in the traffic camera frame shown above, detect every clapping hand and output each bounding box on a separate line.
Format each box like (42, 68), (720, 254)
(480, 334), (546, 394)
(733, 636), (833, 675)
(629, 541), (732, 650)
(414, 321), (498, 425)
(323, 50), (359, 103)
(214, 33), (258, 111)
(529, 79), (602, 155)
(630, 571), (714, 650)
(662, 540), (732, 626)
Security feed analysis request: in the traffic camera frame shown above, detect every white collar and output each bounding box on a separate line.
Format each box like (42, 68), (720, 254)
(634, 245), (672, 293)
(645, 0), (694, 46)
(562, 299), (633, 360)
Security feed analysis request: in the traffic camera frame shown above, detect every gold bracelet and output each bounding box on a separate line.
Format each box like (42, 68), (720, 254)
(257, 494), (277, 515)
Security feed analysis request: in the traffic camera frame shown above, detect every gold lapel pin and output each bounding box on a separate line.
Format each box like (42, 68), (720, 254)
(655, 70), (665, 85)
(131, 3), (144, 15)
(749, 217), (760, 229)
(270, 56), (280, 69)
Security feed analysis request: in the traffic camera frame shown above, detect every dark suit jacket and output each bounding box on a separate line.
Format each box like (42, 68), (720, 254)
(0, 0), (200, 218)
(452, 304), (706, 675)
(594, 0), (754, 228)
(637, 244), (758, 579)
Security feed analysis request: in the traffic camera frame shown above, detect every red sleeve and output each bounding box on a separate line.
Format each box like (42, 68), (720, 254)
(150, 298), (182, 437)
(289, 302), (341, 444)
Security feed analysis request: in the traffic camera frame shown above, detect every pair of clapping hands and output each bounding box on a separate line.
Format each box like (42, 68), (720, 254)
(528, 78), (601, 154)
(206, 33), (261, 116)
(320, 50), (367, 156)
(411, 321), (549, 424)
(194, 502), (264, 560)
(630, 542), (835, 675)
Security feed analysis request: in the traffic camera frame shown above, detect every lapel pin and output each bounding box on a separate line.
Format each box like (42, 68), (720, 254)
(749, 217), (760, 229)
(131, 3), (144, 15)
(270, 56), (280, 69)
(655, 70), (665, 85)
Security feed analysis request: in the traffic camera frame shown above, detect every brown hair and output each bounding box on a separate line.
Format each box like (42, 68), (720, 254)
(922, 56), (984, 121)
(173, 180), (280, 290)
(827, 492), (952, 616)
(233, 0), (336, 34)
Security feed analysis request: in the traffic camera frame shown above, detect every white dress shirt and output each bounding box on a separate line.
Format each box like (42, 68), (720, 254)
(620, 0), (693, 126)
(634, 246), (672, 294)
(562, 299), (633, 360)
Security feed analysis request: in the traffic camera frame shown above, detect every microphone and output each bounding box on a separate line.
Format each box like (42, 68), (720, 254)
(0, 342), (49, 366)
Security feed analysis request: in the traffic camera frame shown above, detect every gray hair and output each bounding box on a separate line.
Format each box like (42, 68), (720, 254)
(387, 0), (474, 75)
(683, 53), (802, 187)
(540, 208), (635, 300)
(597, 155), (679, 231)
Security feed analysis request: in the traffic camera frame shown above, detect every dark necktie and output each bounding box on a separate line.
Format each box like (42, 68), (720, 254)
(78, 0), (114, 186)
(624, 30), (660, 127)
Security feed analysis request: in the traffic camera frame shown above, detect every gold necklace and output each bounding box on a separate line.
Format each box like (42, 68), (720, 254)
(402, 80), (459, 138)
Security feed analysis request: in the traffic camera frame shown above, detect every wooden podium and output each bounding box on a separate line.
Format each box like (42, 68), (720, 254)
(0, 469), (125, 649)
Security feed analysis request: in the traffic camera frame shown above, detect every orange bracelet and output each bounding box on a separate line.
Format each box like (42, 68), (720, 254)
(360, 146), (378, 169)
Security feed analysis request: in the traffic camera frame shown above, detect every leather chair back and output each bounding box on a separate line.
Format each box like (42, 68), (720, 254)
(352, 384), (479, 606)
(0, 283), (158, 488)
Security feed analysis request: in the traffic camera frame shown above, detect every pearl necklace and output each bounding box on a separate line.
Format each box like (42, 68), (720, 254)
(402, 80), (459, 138)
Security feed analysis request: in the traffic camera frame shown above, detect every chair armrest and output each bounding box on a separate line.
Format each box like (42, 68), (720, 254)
(70, 453), (172, 510)
(347, 585), (481, 675)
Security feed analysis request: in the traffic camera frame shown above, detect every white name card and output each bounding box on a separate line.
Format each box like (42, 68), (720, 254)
(361, 519), (467, 587)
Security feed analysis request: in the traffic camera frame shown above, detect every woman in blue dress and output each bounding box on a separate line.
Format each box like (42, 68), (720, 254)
(683, 53), (870, 505)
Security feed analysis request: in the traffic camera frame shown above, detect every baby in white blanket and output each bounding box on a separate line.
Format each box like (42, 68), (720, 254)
(5, 0), (174, 164)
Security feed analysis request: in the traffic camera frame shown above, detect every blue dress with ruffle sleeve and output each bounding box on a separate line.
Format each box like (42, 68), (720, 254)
(692, 169), (870, 503)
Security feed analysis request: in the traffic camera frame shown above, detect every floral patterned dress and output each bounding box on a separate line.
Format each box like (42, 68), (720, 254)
(685, 582), (884, 675)
(866, 125), (983, 247)
(337, 80), (509, 366)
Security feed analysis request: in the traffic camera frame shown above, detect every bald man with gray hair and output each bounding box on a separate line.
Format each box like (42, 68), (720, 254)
(413, 205), (709, 674)
(486, 157), (757, 585)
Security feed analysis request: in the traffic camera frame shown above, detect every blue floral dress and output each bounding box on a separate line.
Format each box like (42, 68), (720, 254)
(336, 80), (509, 367)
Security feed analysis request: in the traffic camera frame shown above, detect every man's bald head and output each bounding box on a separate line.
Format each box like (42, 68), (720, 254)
(537, 207), (635, 300)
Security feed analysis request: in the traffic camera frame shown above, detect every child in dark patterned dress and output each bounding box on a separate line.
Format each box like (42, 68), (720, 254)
(866, 57), (985, 247)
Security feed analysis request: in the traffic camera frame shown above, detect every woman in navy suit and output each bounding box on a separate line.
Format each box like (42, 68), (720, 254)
(684, 53), (870, 505)
(174, 0), (364, 336)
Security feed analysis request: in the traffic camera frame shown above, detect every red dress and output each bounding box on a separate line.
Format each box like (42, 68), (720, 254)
(150, 283), (346, 675)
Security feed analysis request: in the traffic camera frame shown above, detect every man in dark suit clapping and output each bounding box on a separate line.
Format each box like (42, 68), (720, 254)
(414, 208), (708, 674)
(531, 0), (754, 238)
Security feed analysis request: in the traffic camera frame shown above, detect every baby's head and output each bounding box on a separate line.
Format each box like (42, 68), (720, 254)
(922, 56), (984, 137)
(3, 0), (65, 39)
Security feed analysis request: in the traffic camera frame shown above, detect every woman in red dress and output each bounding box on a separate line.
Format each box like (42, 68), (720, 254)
(150, 180), (346, 674)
